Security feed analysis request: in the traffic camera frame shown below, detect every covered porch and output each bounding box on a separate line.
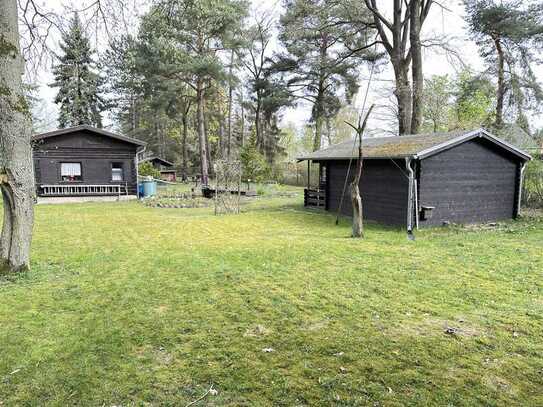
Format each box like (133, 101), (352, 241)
(301, 159), (327, 209)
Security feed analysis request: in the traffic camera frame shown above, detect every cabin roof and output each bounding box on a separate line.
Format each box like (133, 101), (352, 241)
(297, 128), (531, 162)
(140, 156), (174, 167)
(32, 125), (146, 147)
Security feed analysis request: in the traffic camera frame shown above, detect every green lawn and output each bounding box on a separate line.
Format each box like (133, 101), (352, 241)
(1, 195), (542, 406)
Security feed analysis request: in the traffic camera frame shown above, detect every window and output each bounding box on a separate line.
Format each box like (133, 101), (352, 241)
(112, 162), (124, 181)
(61, 162), (82, 182)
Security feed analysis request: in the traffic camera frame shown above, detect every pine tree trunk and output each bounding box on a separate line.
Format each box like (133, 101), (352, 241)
(326, 117), (332, 145)
(313, 86), (325, 151)
(218, 112), (225, 156)
(0, 0), (36, 273)
(255, 95), (262, 150)
(181, 110), (188, 182)
(314, 113), (324, 151)
(494, 37), (505, 128)
(196, 78), (209, 185)
(409, 0), (423, 134)
(227, 50), (234, 160)
(240, 93), (245, 148)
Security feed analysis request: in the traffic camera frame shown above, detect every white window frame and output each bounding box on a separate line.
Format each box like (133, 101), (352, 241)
(111, 162), (124, 182)
(60, 162), (82, 182)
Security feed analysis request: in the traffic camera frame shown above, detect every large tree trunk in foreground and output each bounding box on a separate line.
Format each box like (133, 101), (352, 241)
(0, 0), (35, 273)
(196, 78), (209, 185)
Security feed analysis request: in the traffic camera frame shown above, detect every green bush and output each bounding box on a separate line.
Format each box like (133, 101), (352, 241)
(138, 161), (161, 179)
(522, 159), (543, 208)
(240, 135), (271, 183)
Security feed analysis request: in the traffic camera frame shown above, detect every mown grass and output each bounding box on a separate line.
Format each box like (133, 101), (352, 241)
(0, 194), (542, 406)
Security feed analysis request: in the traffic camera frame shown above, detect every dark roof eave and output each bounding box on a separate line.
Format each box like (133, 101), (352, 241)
(414, 129), (532, 161)
(32, 125), (147, 147)
(140, 156), (175, 167)
(297, 155), (412, 162)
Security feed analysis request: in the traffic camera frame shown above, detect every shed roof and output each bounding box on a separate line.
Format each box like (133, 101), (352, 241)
(140, 156), (174, 167)
(32, 125), (146, 147)
(297, 128), (531, 162)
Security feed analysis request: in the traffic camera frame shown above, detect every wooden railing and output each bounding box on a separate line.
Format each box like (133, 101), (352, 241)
(39, 184), (126, 196)
(304, 188), (326, 208)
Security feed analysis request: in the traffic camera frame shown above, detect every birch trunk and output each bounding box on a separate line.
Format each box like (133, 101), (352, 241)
(0, 0), (35, 273)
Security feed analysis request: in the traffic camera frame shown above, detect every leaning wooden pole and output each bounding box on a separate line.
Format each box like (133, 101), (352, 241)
(347, 105), (374, 238)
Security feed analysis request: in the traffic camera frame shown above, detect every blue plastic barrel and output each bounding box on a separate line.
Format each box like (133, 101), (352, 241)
(142, 180), (157, 197)
(138, 183), (144, 197)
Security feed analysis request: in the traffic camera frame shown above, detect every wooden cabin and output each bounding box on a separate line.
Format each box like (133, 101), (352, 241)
(298, 128), (531, 229)
(32, 125), (146, 198)
(140, 156), (177, 182)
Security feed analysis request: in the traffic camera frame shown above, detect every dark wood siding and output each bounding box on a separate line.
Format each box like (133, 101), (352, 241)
(32, 130), (139, 195)
(326, 159), (409, 226)
(418, 138), (519, 226)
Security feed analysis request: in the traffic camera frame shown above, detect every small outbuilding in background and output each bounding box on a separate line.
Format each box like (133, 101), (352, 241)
(139, 156), (177, 182)
(298, 128), (531, 229)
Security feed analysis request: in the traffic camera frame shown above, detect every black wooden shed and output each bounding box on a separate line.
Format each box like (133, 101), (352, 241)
(298, 128), (531, 229)
(32, 125), (146, 198)
(140, 155), (177, 182)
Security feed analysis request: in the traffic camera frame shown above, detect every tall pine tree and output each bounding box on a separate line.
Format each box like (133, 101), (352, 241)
(51, 14), (104, 128)
(464, 0), (543, 129)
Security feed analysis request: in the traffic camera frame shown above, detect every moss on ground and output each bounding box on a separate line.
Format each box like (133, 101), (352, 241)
(0, 194), (542, 405)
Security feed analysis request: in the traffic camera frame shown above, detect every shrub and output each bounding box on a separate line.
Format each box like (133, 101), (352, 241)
(139, 161), (161, 179)
(240, 135), (271, 183)
(523, 159), (543, 208)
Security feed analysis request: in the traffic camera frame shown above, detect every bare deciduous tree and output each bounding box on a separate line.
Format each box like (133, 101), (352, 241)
(346, 104), (374, 238)
(363, 0), (434, 135)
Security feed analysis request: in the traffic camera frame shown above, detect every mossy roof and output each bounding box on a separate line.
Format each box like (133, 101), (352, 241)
(298, 128), (531, 161)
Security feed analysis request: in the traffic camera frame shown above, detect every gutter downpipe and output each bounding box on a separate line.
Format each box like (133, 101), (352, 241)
(136, 145), (146, 198)
(406, 157), (415, 240)
(517, 162), (527, 218)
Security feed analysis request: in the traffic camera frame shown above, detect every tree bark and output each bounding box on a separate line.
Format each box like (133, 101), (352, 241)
(196, 78), (209, 185)
(394, 63), (413, 135)
(494, 36), (505, 128)
(348, 104), (374, 238)
(255, 94), (262, 149)
(0, 0), (36, 273)
(326, 117), (333, 145)
(227, 49), (234, 160)
(181, 108), (188, 182)
(240, 92), (245, 148)
(314, 112), (324, 151)
(350, 181), (363, 238)
(409, 0), (423, 134)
